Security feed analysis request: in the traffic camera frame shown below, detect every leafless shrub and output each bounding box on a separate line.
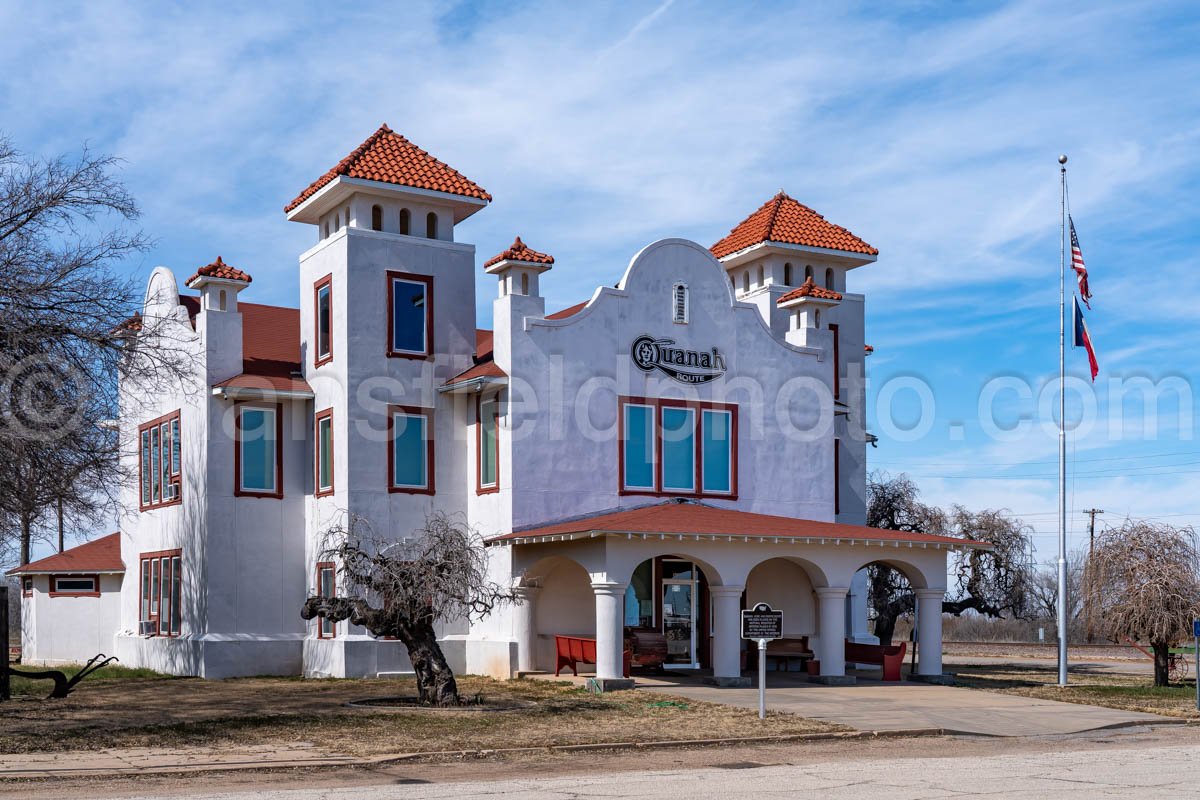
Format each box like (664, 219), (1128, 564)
(1084, 520), (1200, 686)
(301, 512), (516, 706)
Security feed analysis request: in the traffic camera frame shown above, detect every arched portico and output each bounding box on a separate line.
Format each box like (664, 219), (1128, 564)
(494, 502), (977, 687)
(844, 554), (948, 680)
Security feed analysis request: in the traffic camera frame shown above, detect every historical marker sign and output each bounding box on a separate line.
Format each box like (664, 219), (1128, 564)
(741, 602), (783, 641)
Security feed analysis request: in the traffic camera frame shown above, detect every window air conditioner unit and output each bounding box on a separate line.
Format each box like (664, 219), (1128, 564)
(139, 620), (157, 636)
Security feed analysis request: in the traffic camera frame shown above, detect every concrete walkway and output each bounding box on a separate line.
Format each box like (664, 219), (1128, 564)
(636, 672), (1176, 737)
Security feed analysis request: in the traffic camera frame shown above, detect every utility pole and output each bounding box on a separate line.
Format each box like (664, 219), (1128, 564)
(1082, 508), (1103, 644)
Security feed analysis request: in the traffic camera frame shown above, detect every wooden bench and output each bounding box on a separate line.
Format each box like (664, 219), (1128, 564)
(844, 640), (906, 681)
(765, 637), (813, 671)
(554, 635), (631, 677)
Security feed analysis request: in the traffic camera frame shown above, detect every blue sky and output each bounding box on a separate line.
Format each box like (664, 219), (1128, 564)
(3, 0), (1197, 561)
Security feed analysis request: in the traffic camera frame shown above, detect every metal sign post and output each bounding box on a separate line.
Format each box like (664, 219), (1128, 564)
(742, 603), (783, 721)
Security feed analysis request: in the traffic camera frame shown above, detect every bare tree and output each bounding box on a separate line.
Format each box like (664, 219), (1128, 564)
(0, 134), (188, 565)
(1029, 551), (1085, 641)
(866, 473), (1034, 644)
(302, 513), (516, 706)
(1084, 520), (1200, 686)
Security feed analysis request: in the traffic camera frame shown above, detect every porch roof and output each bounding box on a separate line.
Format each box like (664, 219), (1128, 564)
(484, 501), (990, 551)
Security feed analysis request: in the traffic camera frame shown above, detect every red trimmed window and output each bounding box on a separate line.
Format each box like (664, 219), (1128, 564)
(476, 395), (499, 495)
(388, 405), (435, 495)
(386, 270), (433, 359)
(21, 576), (32, 597)
(316, 562), (336, 638)
(829, 322), (840, 399)
(619, 397), (737, 499)
(49, 575), (99, 597)
(834, 437), (841, 515)
(139, 410), (181, 511)
(139, 550), (182, 637)
(315, 408), (334, 497)
(314, 274), (333, 367)
(235, 403), (283, 498)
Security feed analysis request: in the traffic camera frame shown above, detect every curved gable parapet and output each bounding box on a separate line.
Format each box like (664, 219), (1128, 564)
(142, 267), (193, 328)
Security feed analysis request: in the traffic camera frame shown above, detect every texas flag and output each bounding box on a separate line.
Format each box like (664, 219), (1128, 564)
(1073, 296), (1099, 381)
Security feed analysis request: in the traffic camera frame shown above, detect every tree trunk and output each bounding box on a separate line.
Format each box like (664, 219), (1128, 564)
(1152, 641), (1171, 687)
(874, 609), (898, 646)
(19, 511), (32, 566)
(57, 497), (64, 553)
(402, 620), (459, 706)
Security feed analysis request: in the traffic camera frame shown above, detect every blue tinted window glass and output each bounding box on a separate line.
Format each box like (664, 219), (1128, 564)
(661, 407), (695, 492)
(702, 410), (732, 493)
(240, 408), (276, 492)
(479, 399), (498, 487)
(623, 404), (654, 489)
(391, 279), (427, 353)
(392, 413), (427, 488)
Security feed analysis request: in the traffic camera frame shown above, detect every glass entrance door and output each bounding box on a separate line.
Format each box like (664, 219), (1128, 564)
(662, 560), (697, 667)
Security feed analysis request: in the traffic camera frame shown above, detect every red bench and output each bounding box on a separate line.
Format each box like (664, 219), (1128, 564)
(554, 635), (631, 677)
(844, 640), (907, 681)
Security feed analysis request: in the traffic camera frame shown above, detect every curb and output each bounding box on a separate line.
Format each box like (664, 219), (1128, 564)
(0, 728), (947, 780)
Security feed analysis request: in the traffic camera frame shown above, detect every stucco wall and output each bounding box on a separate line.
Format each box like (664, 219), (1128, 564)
(21, 574), (122, 666)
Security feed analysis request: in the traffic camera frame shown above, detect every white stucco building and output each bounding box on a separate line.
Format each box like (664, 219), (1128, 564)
(14, 125), (986, 684)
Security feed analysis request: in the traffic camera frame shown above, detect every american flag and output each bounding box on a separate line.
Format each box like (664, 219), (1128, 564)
(1069, 216), (1093, 308)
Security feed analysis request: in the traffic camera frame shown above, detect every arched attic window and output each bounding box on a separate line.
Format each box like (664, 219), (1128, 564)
(742, 272), (749, 294)
(521, 273), (530, 295)
(784, 262), (793, 285)
(672, 283), (689, 324)
(334, 212), (340, 232)
(426, 212), (438, 239)
(804, 264), (813, 282)
(757, 265), (765, 286)
(371, 204), (383, 231)
(825, 267), (835, 290)
(399, 208), (411, 235)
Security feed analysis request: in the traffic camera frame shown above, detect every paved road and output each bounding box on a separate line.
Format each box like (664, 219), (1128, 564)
(110, 741), (1200, 799)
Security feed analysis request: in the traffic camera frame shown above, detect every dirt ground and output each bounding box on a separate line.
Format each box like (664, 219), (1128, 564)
(0, 674), (841, 756)
(3, 722), (1198, 800)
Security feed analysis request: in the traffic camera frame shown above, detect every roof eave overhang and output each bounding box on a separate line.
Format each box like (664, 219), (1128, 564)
(485, 529), (991, 551)
(437, 375), (508, 395)
(483, 259), (553, 276)
(778, 294), (842, 311)
(717, 241), (877, 270)
(7, 567), (125, 576)
(211, 385), (315, 402)
(287, 176), (489, 225)
(185, 275), (250, 291)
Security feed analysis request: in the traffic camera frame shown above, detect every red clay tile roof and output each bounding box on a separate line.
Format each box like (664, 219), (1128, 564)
(777, 276), (844, 305)
(179, 296), (301, 382)
(484, 236), (554, 268)
(711, 192), (877, 259)
(185, 256), (252, 287)
(7, 532), (124, 575)
(285, 124), (491, 213)
(864, 344), (874, 354)
(444, 328), (507, 385)
(485, 501), (987, 548)
(546, 301), (587, 320)
(475, 329), (493, 360)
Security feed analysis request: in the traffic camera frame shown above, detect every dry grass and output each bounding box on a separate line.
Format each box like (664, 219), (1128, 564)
(0, 674), (843, 757)
(952, 663), (1200, 719)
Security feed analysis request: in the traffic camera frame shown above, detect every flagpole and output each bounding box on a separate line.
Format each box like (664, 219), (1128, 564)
(1057, 154), (1069, 687)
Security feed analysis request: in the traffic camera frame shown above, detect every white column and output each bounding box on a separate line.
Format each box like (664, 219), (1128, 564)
(592, 582), (627, 681)
(816, 587), (849, 677)
(710, 585), (745, 681)
(512, 585), (540, 674)
(916, 589), (945, 677)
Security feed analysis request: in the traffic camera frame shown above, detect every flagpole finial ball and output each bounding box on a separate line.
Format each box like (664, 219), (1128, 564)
(1058, 154), (1068, 164)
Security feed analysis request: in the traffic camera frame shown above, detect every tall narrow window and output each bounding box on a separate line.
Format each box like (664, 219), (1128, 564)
(315, 408), (334, 496)
(834, 438), (841, 515)
(622, 403), (656, 491)
(139, 411), (181, 511)
(757, 265), (765, 286)
(805, 264), (813, 282)
(389, 406), (434, 494)
(742, 272), (749, 293)
(399, 208), (410, 235)
(314, 274), (333, 366)
(825, 267), (835, 290)
(316, 563), (336, 638)
(521, 272), (529, 295)
(477, 396), (499, 493)
(701, 409), (733, 494)
(22, 576), (32, 598)
(236, 404), (281, 497)
(334, 212), (340, 231)
(672, 283), (689, 324)
(386, 271), (433, 358)
(140, 560), (150, 621)
(371, 204), (383, 231)
(784, 262), (793, 285)
(829, 323), (840, 399)
(426, 212), (438, 239)
(660, 406), (696, 492)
